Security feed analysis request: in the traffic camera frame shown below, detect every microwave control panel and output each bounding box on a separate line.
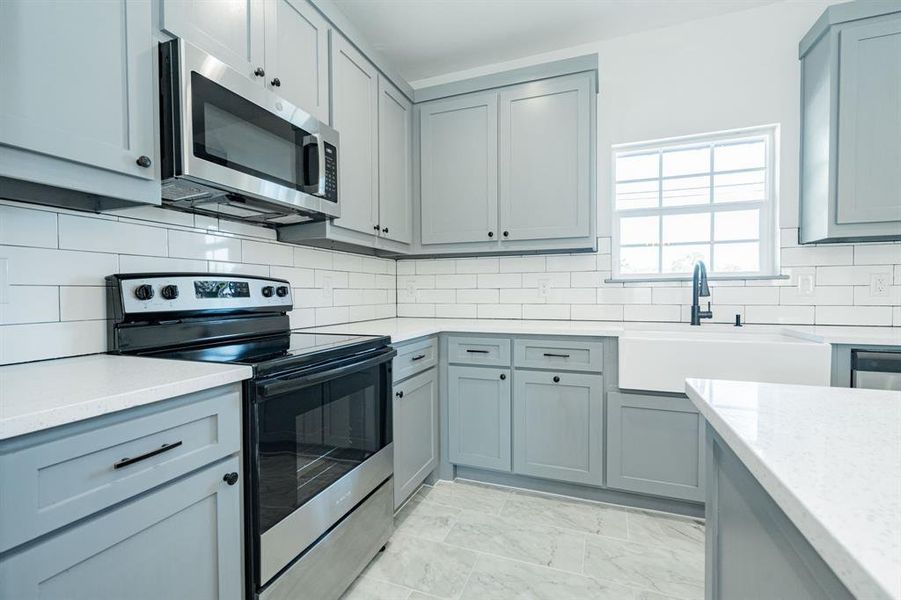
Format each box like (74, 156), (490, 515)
(323, 142), (338, 203)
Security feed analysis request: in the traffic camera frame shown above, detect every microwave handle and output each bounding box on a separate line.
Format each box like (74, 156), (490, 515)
(301, 133), (325, 196)
(257, 348), (397, 398)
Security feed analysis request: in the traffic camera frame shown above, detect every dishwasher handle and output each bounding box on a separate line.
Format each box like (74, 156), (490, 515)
(852, 351), (901, 373)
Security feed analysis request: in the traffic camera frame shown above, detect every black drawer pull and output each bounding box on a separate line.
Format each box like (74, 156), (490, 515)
(466, 349), (490, 354)
(411, 354), (426, 361)
(113, 441), (183, 470)
(543, 353), (571, 358)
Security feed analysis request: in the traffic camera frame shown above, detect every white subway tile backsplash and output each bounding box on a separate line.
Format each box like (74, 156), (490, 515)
(396, 260), (415, 275)
(435, 303), (477, 318)
(779, 285), (854, 305)
(781, 245), (853, 267)
(547, 254), (596, 272)
(169, 230), (241, 261)
(522, 304), (570, 320)
(500, 288), (545, 304)
(294, 246), (334, 270)
(710, 287), (779, 305)
(270, 266), (315, 287)
(498, 256), (546, 273)
(59, 214), (168, 256)
(315, 306), (351, 326)
(0, 204), (57, 248)
(348, 272), (376, 289)
(315, 270), (349, 289)
(570, 304), (623, 321)
(854, 244), (901, 265)
(289, 308), (316, 329)
(455, 257), (499, 274)
(816, 306), (893, 326)
(59, 286), (106, 321)
(477, 273), (522, 288)
(119, 255), (207, 273)
(415, 259), (456, 275)
(333, 252), (365, 273)
(208, 261), (270, 276)
(457, 289), (499, 304)
(597, 287), (652, 304)
(522, 272), (570, 288)
(242, 240), (293, 267)
(416, 289), (456, 303)
(624, 304), (681, 322)
(0, 286), (58, 324)
(547, 288), (596, 304)
(0, 246), (118, 286)
(853, 285), (901, 306)
(477, 304), (522, 319)
(816, 265), (891, 286)
(435, 273), (478, 289)
(745, 305), (815, 325)
(397, 303), (436, 317)
(1, 320), (106, 364)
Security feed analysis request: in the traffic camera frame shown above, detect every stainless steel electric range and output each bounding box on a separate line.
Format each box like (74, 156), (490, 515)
(106, 273), (395, 600)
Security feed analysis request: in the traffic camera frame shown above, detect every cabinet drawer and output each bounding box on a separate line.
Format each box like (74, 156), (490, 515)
(447, 336), (511, 366)
(0, 385), (241, 553)
(513, 338), (603, 372)
(393, 337), (438, 382)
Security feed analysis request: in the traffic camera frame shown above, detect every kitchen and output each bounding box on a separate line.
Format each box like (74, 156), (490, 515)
(0, 0), (899, 598)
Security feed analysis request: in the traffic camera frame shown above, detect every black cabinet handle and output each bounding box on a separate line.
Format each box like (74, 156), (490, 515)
(113, 441), (182, 470)
(373, 224), (381, 231)
(382, 227), (389, 233)
(553, 376), (561, 383)
(466, 349), (489, 354)
(271, 77), (281, 87)
(253, 67), (265, 77)
(223, 472), (239, 485)
(136, 155), (152, 168)
(503, 231), (509, 237)
(488, 231), (494, 238)
(395, 390), (404, 398)
(499, 373), (506, 380)
(543, 353), (571, 358)
(411, 354), (426, 361)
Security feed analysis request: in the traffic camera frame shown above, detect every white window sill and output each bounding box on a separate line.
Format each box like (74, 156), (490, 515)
(605, 274), (789, 284)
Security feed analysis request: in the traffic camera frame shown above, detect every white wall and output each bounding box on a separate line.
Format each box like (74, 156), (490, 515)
(396, 0), (901, 327)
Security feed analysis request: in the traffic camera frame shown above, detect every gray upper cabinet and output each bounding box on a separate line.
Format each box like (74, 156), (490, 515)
(606, 392), (705, 502)
(393, 368), (438, 508)
(378, 75), (414, 245)
(447, 365), (512, 472)
(420, 92), (499, 245)
(161, 0), (265, 80)
(263, 0), (330, 122)
(499, 74), (591, 242)
(512, 371), (603, 485)
(0, 0), (159, 204)
(799, 5), (901, 243)
(330, 31), (380, 237)
(0, 457), (242, 600)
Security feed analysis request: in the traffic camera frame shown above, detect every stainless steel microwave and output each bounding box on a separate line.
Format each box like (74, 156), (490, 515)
(159, 39), (339, 226)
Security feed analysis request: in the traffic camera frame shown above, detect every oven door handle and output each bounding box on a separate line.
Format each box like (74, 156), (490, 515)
(256, 348), (397, 398)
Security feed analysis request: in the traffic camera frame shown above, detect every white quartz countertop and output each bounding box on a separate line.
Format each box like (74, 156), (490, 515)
(685, 378), (901, 600)
(0, 354), (252, 441)
(305, 317), (901, 347)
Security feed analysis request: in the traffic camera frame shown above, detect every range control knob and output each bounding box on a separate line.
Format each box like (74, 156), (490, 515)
(161, 285), (179, 300)
(261, 286), (275, 298)
(276, 286), (289, 298)
(134, 284), (154, 301)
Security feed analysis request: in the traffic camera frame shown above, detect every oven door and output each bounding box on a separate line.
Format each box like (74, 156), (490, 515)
(251, 347), (395, 588)
(161, 39), (339, 218)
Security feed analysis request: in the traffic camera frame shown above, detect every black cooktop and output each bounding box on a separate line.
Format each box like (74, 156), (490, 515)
(146, 331), (390, 377)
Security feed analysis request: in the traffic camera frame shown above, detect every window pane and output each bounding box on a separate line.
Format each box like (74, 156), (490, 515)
(616, 180), (658, 210)
(714, 141), (765, 172)
(620, 247), (659, 275)
(616, 152), (658, 181)
(620, 216), (659, 245)
(714, 242), (759, 272)
(662, 244), (710, 274)
(715, 210), (759, 241)
(714, 170), (765, 203)
(662, 146), (709, 177)
(663, 213), (710, 244)
(662, 175), (710, 206)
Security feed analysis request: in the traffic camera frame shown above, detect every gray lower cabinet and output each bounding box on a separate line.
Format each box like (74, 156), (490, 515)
(393, 368), (439, 508)
(0, 456), (242, 600)
(606, 391), (705, 502)
(512, 371), (603, 485)
(706, 429), (853, 599)
(447, 365), (511, 472)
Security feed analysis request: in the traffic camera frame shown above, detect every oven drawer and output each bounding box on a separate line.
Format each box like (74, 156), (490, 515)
(0, 384), (241, 553)
(393, 337), (438, 382)
(447, 335), (512, 366)
(513, 338), (604, 373)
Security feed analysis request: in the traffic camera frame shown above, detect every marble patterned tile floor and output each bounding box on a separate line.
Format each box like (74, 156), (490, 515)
(342, 480), (704, 600)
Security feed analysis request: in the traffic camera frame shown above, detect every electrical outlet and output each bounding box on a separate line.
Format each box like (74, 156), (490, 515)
(321, 275), (334, 295)
(405, 279), (418, 301)
(0, 258), (8, 305)
(797, 273), (815, 297)
(537, 277), (550, 298)
(870, 272), (890, 298)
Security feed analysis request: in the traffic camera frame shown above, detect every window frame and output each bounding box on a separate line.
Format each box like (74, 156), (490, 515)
(610, 125), (779, 281)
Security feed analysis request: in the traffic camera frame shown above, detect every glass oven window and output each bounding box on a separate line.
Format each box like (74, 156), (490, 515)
(255, 363), (390, 534)
(190, 72), (319, 192)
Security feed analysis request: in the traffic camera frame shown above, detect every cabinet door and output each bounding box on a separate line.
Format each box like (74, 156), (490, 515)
(161, 0), (264, 79)
(263, 0), (330, 122)
(330, 31), (380, 236)
(513, 371), (603, 485)
(607, 392), (705, 502)
(447, 366), (511, 472)
(393, 369), (438, 508)
(499, 74), (591, 241)
(378, 76), (413, 244)
(420, 92), (499, 245)
(0, 457), (242, 600)
(835, 15), (901, 227)
(0, 0), (155, 180)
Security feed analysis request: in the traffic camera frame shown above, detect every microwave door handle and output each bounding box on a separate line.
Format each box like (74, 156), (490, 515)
(257, 348), (397, 398)
(301, 133), (325, 196)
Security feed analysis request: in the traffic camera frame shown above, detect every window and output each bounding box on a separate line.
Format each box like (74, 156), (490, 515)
(612, 126), (778, 279)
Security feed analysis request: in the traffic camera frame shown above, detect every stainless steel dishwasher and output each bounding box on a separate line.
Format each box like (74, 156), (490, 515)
(851, 350), (901, 390)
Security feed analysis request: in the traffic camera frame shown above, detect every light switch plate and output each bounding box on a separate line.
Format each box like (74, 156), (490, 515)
(797, 273), (815, 297)
(537, 277), (551, 298)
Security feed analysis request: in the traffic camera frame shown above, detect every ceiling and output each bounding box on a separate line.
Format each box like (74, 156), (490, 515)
(332, 0), (780, 84)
